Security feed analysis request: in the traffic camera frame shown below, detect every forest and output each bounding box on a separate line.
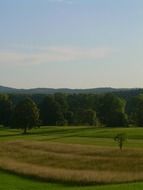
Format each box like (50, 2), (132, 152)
(0, 92), (143, 133)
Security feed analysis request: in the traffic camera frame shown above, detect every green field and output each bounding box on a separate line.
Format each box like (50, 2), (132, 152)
(1, 170), (143, 190)
(1, 126), (143, 147)
(2, 170), (143, 190)
(1, 126), (143, 189)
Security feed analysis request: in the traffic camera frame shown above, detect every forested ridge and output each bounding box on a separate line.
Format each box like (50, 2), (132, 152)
(0, 85), (143, 95)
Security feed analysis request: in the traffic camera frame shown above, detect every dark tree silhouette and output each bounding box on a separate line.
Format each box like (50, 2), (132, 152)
(12, 98), (39, 134)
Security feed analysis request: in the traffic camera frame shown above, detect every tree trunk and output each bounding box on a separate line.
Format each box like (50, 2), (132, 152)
(23, 126), (27, 135)
(120, 141), (123, 151)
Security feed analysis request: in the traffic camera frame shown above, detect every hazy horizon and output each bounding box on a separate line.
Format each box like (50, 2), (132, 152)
(0, 84), (141, 90)
(0, 0), (143, 89)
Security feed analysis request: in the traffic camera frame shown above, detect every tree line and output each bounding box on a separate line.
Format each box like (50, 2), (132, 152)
(0, 93), (143, 133)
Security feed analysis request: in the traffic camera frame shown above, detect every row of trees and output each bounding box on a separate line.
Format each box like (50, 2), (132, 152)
(0, 93), (143, 133)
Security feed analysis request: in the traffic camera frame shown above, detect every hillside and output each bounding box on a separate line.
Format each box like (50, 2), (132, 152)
(0, 85), (140, 95)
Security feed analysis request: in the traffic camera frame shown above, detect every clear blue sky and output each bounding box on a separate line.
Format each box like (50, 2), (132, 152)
(0, 0), (143, 88)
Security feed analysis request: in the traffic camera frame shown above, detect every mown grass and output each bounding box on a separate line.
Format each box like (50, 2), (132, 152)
(1, 126), (143, 187)
(1, 170), (143, 190)
(1, 126), (143, 147)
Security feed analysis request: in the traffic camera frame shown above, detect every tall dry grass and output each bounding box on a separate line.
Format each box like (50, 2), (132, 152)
(0, 141), (143, 184)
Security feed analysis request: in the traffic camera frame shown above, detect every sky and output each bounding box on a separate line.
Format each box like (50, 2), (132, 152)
(0, 0), (143, 89)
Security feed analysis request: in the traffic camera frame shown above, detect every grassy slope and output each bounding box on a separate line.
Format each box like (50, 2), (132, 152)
(1, 126), (143, 189)
(1, 170), (143, 190)
(1, 126), (143, 147)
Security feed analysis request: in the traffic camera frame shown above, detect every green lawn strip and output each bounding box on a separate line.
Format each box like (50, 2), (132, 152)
(0, 170), (143, 190)
(1, 126), (143, 148)
(1, 126), (143, 139)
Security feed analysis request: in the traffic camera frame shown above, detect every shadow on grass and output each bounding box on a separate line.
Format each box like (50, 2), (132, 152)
(0, 133), (24, 138)
(30, 127), (94, 136)
(0, 127), (96, 141)
(30, 127), (96, 141)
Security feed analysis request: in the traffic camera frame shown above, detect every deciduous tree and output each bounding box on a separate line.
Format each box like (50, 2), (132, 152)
(12, 98), (39, 134)
(0, 94), (13, 126)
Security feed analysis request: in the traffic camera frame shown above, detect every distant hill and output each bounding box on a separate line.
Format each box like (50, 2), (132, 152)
(0, 85), (141, 95)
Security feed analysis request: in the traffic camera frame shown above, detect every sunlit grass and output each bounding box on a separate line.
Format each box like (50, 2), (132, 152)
(1, 126), (143, 148)
(1, 170), (143, 190)
(0, 140), (143, 184)
(1, 126), (143, 185)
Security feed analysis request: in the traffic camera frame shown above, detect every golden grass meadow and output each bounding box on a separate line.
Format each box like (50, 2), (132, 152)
(0, 127), (143, 185)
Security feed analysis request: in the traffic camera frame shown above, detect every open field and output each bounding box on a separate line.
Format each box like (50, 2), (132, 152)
(2, 170), (143, 190)
(1, 126), (143, 188)
(1, 126), (143, 147)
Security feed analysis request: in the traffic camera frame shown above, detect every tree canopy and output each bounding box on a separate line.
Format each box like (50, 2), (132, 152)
(0, 92), (143, 130)
(0, 94), (13, 126)
(12, 98), (39, 134)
